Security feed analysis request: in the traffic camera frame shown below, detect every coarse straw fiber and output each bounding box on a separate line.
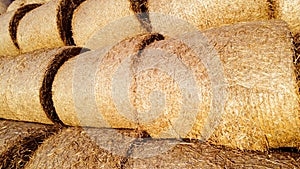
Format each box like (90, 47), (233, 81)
(6, 0), (50, 11)
(72, 0), (146, 47)
(148, 0), (270, 30)
(25, 126), (300, 168)
(0, 4), (41, 57)
(0, 0), (11, 15)
(0, 46), (84, 125)
(0, 119), (58, 168)
(17, 0), (85, 53)
(274, 0), (300, 35)
(52, 20), (300, 150)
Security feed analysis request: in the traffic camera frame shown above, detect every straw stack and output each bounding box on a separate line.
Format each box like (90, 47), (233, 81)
(0, 120), (58, 169)
(25, 126), (300, 168)
(6, 0), (50, 11)
(275, 0), (300, 35)
(72, 0), (146, 47)
(148, 0), (270, 30)
(51, 20), (300, 150)
(0, 0), (10, 14)
(0, 47), (83, 125)
(0, 4), (40, 57)
(17, 0), (85, 53)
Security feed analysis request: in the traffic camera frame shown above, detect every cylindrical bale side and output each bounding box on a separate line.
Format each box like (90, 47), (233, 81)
(0, 119), (58, 169)
(52, 35), (152, 128)
(0, 47), (83, 125)
(25, 127), (133, 169)
(24, 127), (300, 168)
(6, 0), (49, 11)
(0, 4), (40, 57)
(17, 0), (85, 53)
(148, 0), (270, 31)
(0, 0), (11, 15)
(53, 20), (299, 150)
(275, 0), (300, 35)
(72, 0), (147, 48)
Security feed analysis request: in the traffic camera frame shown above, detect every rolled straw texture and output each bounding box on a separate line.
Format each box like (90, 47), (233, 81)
(275, 0), (300, 35)
(72, 0), (146, 47)
(52, 20), (300, 150)
(17, 0), (85, 53)
(0, 46), (83, 124)
(25, 126), (300, 168)
(6, 0), (49, 11)
(148, 0), (270, 30)
(0, 10), (19, 56)
(0, 119), (58, 168)
(0, 0), (10, 15)
(0, 4), (41, 57)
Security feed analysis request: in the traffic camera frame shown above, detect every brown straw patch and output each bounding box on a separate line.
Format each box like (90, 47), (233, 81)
(0, 119), (59, 169)
(9, 4), (42, 49)
(129, 0), (152, 32)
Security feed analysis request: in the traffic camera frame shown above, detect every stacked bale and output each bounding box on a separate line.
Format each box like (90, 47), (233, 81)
(0, 119), (58, 168)
(16, 0), (85, 53)
(0, 46), (84, 125)
(6, 0), (50, 11)
(0, 4), (41, 56)
(25, 126), (300, 168)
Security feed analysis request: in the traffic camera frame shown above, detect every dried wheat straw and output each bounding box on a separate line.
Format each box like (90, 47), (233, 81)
(17, 0), (85, 53)
(0, 47), (83, 125)
(0, 4), (40, 57)
(0, 0), (10, 15)
(6, 0), (49, 11)
(72, 0), (146, 47)
(274, 0), (300, 35)
(25, 126), (300, 168)
(52, 20), (299, 150)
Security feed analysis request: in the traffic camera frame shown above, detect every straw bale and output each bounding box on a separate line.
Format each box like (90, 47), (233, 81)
(0, 0), (10, 15)
(275, 0), (300, 35)
(25, 126), (300, 168)
(52, 20), (300, 150)
(72, 0), (146, 47)
(0, 4), (40, 57)
(0, 119), (58, 169)
(148, 0), (270, 30)
(6, 0), (49, 11)
(0, 47), (83, 125)
(17, 0), (85, 53)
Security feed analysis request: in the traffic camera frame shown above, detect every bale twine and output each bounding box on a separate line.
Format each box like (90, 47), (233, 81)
(274, 0), (300, 35)
(148, 0), (270, 30)
(17, 0), (85, 53)
(6, 0), (50, 11)
(0, 47), (84, 125)
(0, 0), (11, 15)
(25, 127), (300, 168)
(0, 119), (58, 168)
(0, 4), (41, 57)
(72, 0), (146, 47)
(52, 20), (300, 150)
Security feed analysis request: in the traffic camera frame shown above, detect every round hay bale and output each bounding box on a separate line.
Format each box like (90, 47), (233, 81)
(275, 0), (300, 35)
(6, 0), (49, 11)
(25, 127), (133, 168)
(0, 47), (84, 125)
(72, 0), (146, 47)
(0, 119), (58, 168)
(148, 0), (270, 30)
(52, 20), (300, 150)
(17, 0), (85, 53)
(0, 4), (40, 57)
(24, 127), (300, 168)
(0, 0), (11, 15)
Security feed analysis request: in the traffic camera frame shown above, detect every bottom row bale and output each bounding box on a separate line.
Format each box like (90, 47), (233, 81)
(0, 119), (58, 168)
(22, 125), (299, 168)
